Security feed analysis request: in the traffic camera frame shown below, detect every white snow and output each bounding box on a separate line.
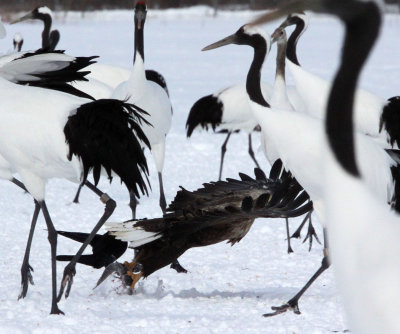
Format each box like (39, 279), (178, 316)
(0, 7), (399, 333)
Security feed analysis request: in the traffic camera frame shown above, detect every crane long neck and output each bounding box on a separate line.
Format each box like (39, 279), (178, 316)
(41, 15), (52, 50)
(326, 3), (381, 177)
(134, 24), (145, 64)
(275, 40), (287, 83)
(246, 40), (270, 108)
(287, 21), (304, 66)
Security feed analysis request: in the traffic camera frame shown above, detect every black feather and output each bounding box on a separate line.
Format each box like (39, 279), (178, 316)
(15, 50), (97, 100)
(254, 168), (267, 181)
(255, 193), (269, 209)
(57, 231), (127, 269)
(145, 69), (169, 97)
(269, 159), (283, 180)
(64, 99), (151, 197)
(186, 94), (223, 137)
(108, 168), (312, 279)
(239, 172), (254, 182)
(241, 196), (253, 212)
(380, 96), (400, 148)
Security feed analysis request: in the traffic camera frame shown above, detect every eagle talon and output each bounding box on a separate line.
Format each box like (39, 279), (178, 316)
(124, 261), (143, 290)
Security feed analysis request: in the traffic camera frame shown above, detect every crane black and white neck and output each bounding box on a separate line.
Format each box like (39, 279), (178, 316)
(112, 0), (172, 218)
(12, 6), (60, 51)
(276, 12), (309, 66)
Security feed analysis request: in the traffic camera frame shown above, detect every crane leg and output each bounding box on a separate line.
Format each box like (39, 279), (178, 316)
(72, 183), (84, 204)
(158, 172), (167, 214)
(291, 210), (310, 239)
(158, 171), (188, 274)
(11, 178), (40, 300)
(57, 180), (116, 302)
(264, 229), (329, 317)
(285, 218), (294, 253)
(248, 133), (261, 169)
(40, 200), (64, 315)
(218, 132), (232, 181)
(129, 190), (137, 219)
(19, 200), (40, 300)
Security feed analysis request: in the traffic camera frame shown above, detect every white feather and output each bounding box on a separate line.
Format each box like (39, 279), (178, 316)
(86, 63), (131, 90)
(325, 148), (400, 334)
(252, 99), (395, 224)
(288, 60), (386, 140)
(106, 221), (162, 248)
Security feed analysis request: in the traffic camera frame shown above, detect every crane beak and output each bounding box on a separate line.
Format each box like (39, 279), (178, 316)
(11, 12), (34, 24)
(271, 28), (282, 44)
(276, 16), (292, 30)
(135, 10), (147, 30)
(202, 34), (239, 51)
(251, 0), (321, 26)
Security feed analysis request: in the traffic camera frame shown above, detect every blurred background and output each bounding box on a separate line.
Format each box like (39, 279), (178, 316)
(0, 0), (399, 14)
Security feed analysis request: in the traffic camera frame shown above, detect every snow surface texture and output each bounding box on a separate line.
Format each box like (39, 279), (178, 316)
(0, 7), (399, 333)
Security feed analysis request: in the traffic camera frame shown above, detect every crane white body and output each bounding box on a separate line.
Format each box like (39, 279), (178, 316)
(86, 63), (131, 89)
(252, 103), (395, 222)
(0, 77), (83, 200)
(287, 59), (387, 141)
(112, 55), (171, 172)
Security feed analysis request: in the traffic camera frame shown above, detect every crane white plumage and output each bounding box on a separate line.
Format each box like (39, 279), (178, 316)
(321, 2), (400, 332)
(111, 0), (172, 217)
(259, 0), (400, 332)
(202, 9), (400, 314)
(0, 49), (150, 314)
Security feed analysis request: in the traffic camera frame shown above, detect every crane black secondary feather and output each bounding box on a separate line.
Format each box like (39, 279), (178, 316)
(57, 231), (128, 269)
(186, 83), (261, 181)
(64, 99), (151, 196)
(10, 49), (97, 100)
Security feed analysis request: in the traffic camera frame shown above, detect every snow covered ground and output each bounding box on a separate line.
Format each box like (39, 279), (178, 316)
(0, 6), (399, 333)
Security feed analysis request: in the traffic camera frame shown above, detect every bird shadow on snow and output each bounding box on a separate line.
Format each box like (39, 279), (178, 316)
(116, 279), (301, 302)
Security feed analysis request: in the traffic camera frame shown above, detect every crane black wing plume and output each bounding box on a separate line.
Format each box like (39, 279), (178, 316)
(186, 94), (223, 137)
(5, 49), (97, 99)
(56, 231), (127, 269)
(145, 69), (169, 97)
(64, 99), (151, 197)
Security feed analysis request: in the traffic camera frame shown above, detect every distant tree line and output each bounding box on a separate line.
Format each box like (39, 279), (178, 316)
(0, 0), (398, 12)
